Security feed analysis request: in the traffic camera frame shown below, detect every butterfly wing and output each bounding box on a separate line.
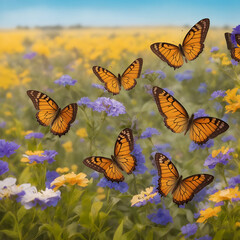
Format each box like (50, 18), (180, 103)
(114, 128), (136, 174)
(154, 153), (179, 197)
(225, 33), (240, 62)
(120, 58), (143, 90)
(51, 103), (78, 137)
(189, 117), (229, 144)
(27, 90), (59, 127)
(150, 42), (184, 69)
(182, 18), (210, 61)
(83, 156), (124, 182)
(152, 86), (189, 133)
(92, 66), (120, 95)
(172, 174), (214, 206)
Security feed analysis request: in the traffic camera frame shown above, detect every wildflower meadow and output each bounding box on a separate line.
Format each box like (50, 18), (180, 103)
(0, 22), (240, 240)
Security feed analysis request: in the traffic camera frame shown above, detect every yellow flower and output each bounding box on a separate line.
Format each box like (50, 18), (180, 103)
(6, 92), (12, 99)
(236, 222), (240, 227)
(21, 150), (44, 164)
(71, 164), (78, 172)
(131, 186), (157, 206)
(51, 172), (89, 191)
(97, 187), (106, 200)
(209, 186), (240, 202)
(221, 56), (231, 66)
(56, 167), (69, 173)
(4, 111), (12, 116)
(62, 141), (73, 152)
(224, 88), (240, 113)
(212, 146), (229, 158)
(76, 128), (88, 138)
(197, 206), (221, 223)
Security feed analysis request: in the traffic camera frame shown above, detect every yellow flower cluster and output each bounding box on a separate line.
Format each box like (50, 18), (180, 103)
(131, 186), (157, 206)
(62, 141), (73, 152)
(76, 128), (88, 138)
(211, 146), (230, 158)
(50, 172), (89, 191)
(211, 52), (231, 66)
(197, 206), (221, 223)
(209, 186), (240, 202)
(224, 88), (240, 113)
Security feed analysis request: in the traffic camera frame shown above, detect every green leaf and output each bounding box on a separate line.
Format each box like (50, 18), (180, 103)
(213, 229), (225, 240)
(113, 220), (124, 240)
(0, 230), (19, 239)
(17, 206), (27, 222)
(90, 201), (103, 222)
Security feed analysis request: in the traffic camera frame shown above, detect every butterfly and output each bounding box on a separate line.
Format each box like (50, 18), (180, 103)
(225, 33), (240, 62)
(150, 18), (210, 69)
(152, 86), (229, 145)
(92, 58), (143, 95)
(27, 90), (78, 137)
(83, 128), (136, 182)
(154, 153), (214, 206)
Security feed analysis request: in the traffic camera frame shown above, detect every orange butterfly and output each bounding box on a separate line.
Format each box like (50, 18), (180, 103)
(154, 153), (214, 206)
(92, 58), (143, 95)
(225, 33), (240, 62)
(152, 86), (229, 144)
(150, 18), (210, 69)
(27, 90), (78, 137)
(83, 128), (136, 182)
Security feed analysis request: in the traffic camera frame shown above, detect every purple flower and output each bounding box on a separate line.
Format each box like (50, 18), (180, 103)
(97, 177), (128, 193)
(210, 47), (219, 52)
(54, 75), (77, 87)
(231, 25), (240, 47)
(189, 140), (214, 152)
(215, 201), (224, 207)
(198, 83), (207, 93)
(214, 102), (223, 111)
(28, 150), (58, 164)
(91, 83), (106, 91)
(204, 148), (234, 169)
(153, 144), (171, 152)
(194, 213), (200, 219)
(25, 132), (44, 139)
(0, 160), (9, 175)
(147, 208), (173, 225)
(210, 90), (226, 100)
(181, 223), (198, 238)
(140, 127), (160, 139)
(23, 52), (37, 59)
(195, 235), (212, 240)
(175, 70), (193, 82)
(205, 68), (212, 73)
(163, 88), (174, 96)
(90, 171), (99, 179)
(221, 135), (236, 142)
(45, 171), (59, 189)
(77, 97), (92, 107)
(132, 144), (147, 175)
(194, 109), (209, 118)
(231, 59), (239, 66)
(229, 175), (240, 188)
(0, 122), (6, 128)
(155, 70), (166, 79)
(0, 139), (20, 158)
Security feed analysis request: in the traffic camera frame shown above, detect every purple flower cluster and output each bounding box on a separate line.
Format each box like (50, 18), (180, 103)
(210, 47), (219, 52)
(231, 25), (240, 47)
(221, 135), (236, 142)
(78, 97), (126, 117)
(210, 90), (226, 100)
(28, 150), (58, 164)
(0, 139), (20, 158)
(140, 127), (160, 139)
(175, 70), (193, 82)
(181, 223), (198, 237)
(195, 235), (212, 240)
(54, 75), (77, 87)
(231, 59), (239, 66)
(189, 140), (214, 152)
(45, 171), (60, 189)
(91, 83), (106, 91)
(97, 177), (128, 193)
(142, 69), (166, 79)
(198, 83), (207, 94)
(204, 148), (234, 169)
(147, 208), (173, 225)
(132, 144), (147, 175)
(229, 175), (240, 188)
(194, 109), (209, 118)
(25, 132), (44, 139)
(0, 122), (6, 128)
(0, 160), (9, 175)
(23, 52), (37, 59)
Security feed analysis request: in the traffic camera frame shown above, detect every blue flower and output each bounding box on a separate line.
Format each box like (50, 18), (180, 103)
(132, 144), (147, 175)
(140, 127), (160, 139)
(28, 150), (58, 164)
(90, 171), (100, 179)
(189, 140), (214, 152)
(54, 75), (77, 87)
(221, 135), (236, 142)
(97, 177), (128, 193)
(25, 132), (44, 139)
(0, 122), (6, 128)
(0, 139), (20, 158)
(77, 97), (92, 107)
(231, 25), (240, 47)
(163, 88), (174, 96)
(229, 175), (240, 188)
(195, 235), (212, 240)
(210, 47), (219, 52)
(194, 213), (200, 219)
(210, 90), (226, 100)
(194, 109), (209, 118)
(231, 59), (239, 66)
(0, 160), (9, 175)
(147, 208), (173, 225)
(45, 171), (60, 189)
(198, 83), (207, 93)
(23, 52), (37, 59)
(181, 223), (198, 238)
(91, 83), (106, 91)
(175, 70), (193, 82)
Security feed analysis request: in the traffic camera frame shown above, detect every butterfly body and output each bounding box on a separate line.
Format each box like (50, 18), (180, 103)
(27, 90), (78, 137)
(151, 18), (210, 69)
(83, 128), (136, 182)
(152, 86), (229, 144)
(155, 153), (214, 206)
(92, 58), (143, 95)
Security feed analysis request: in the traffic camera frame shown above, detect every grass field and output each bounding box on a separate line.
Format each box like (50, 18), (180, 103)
(0, 26), (240, 240)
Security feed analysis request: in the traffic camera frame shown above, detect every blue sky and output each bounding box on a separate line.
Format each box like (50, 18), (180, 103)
(0, 0), (239, 28)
